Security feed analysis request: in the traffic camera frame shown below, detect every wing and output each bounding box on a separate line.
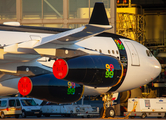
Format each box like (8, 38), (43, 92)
(34, 24), (112, 47)
(0, 2), (111, 76)
(34, 2), (112, 48)
(33, 24), (112, 57)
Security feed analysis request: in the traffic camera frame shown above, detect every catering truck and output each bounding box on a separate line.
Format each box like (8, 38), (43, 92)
(124, 98), (166, 118)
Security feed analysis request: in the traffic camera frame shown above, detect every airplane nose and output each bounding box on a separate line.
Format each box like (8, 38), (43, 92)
(151, 59), (161, 79)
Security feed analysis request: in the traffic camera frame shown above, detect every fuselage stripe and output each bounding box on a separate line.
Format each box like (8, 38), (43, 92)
(108, 38), (128, 92)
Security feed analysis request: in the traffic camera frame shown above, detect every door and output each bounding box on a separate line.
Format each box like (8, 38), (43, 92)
(16, 99), (22, 114)
(8, 99), (16, 115)
(125, 41), (140, 66)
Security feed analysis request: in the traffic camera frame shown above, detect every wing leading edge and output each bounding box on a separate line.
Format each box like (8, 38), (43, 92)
(34, 24), (112, 48)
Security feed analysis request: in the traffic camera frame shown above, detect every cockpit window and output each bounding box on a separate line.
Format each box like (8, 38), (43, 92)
(146, 50), (153, 57)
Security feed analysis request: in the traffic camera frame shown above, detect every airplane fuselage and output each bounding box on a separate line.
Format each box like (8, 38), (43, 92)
(0, 29), (161, 96)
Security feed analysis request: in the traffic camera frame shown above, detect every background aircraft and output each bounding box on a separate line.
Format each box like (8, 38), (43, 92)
(0, 2), (161, 117)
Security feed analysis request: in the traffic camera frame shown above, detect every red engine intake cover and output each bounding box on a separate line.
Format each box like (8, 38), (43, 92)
(18, 76), (32, 96)
(53, 59), (68, 79)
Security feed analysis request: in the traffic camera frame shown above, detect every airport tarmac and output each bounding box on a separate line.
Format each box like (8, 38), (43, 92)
(1, 116), (166, 120)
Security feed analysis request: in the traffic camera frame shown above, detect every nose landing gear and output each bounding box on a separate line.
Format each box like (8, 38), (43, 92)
(100, 93), (116, 118)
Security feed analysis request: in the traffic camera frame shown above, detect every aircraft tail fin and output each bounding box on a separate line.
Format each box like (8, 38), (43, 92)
(89, 2), (109, 25)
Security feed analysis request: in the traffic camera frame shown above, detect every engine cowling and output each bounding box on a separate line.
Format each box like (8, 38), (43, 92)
(18, 74), (84, 103)
(53, 55), (123, 87)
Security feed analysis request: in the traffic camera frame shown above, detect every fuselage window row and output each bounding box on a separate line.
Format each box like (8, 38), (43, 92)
(94, 49), (119, 55)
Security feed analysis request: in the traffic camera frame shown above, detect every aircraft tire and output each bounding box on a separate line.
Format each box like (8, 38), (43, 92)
(105, 107), (115, 118)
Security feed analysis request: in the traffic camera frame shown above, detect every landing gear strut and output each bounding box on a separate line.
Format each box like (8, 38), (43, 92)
(100, 93), (116, 118)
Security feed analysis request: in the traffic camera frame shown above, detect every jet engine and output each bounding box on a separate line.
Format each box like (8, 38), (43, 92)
(18, 74), (84, 103)
(53, 55), (123, 87)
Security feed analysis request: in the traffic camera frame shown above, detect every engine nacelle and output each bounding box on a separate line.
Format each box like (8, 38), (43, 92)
(53, 55), (123, 87)
(18, 74), (84, 103)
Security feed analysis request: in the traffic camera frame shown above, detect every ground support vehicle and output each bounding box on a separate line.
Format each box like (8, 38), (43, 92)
(0, 97), (22, 118)
(124, 98), (166, 118)
(41, 104), (99, 118)
(18, 97), (42, 118)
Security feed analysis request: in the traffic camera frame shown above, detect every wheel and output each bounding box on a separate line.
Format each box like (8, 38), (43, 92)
(1, 112), (5, 119)
(65, 114), (70, 117)
(157, 117), (162, 119)
(105, 107), (115, 118)
(37, 114), (41, 118)
(141, 113), (146, 119)
(15, 115), (19, 118)
(99, 107), (104, 118)
(87, 115), (91, 118)
(21, 111), (26, 118)
(130, 116), (135, 119)
(44, 114), (50, 117)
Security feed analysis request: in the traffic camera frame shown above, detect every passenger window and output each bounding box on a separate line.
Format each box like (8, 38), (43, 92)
(112, 50), (115, 54)
(9, 100), (16, 107)
(16, 99), (21, 106)
(116, 50), (119, 54)
(99, 49), (102, 53)
(108, 50), (110, 54)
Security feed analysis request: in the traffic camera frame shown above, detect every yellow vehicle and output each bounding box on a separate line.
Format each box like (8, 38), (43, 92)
(0, 97), (22, 118)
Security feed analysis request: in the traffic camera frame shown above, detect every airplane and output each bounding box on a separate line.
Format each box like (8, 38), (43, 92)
(0, 2), (161, 117)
